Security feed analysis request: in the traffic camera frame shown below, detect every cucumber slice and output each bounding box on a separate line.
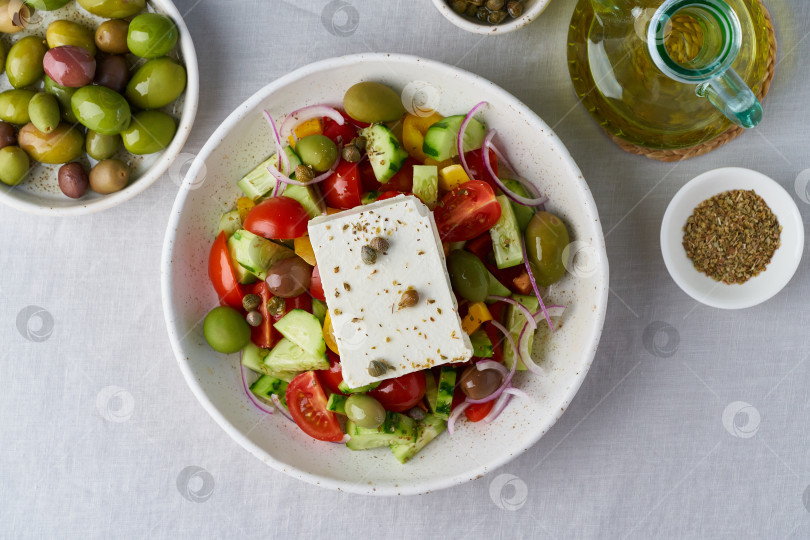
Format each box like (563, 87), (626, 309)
(217, 209), (241, 238)
(434, 366), (456, 420)
(274, 309), (326, 357)
(486, 270), (511, 298)
(283, 184), (322, 219)
(470, 329), (493, 358)
(390, 414), (446, 464)
(326, 393), (348, 414)
(490, 194), (524, 269)
(311, 298), (327, 325)
(361, 191), (380, 205)
(422, 115), (486, 161)
(425, 370), (438, 414)
(228, 229), (295, 281)
(345, 411), (417, 450)
(338, 380), (381, 394)
(503, 294), (539, 371)
(502, 179), (535, 232)
(360, 124), (408, 183)
(249, 374), (288, 403)
(412, 164), (438, 209)
(264, 338), (328, 372)
(241, 341), (270, 374)
(237, 146), (302, 200)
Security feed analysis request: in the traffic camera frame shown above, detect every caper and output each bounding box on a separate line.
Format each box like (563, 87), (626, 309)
(294, 163), (313, 183)
(341, 144), (361, 163)
(242, 293), (261, 312)
(488, 9), (507, 23)
(361, 244), (377, 265)
(476, 7), (489, 20)
(468, 0), (483, 5)
(246, 310), (263, 327)
(398, 289), (419, 309)
(486, 0), (504, 10)
(506, 0), (523, 17)
(369, 236), (388, 253)
(267, 296), (285, 317)
(407, 407), (427, 421)
(450, 0), (468, 14)
(367, 359), (391, 378)
(465, 3), (478, 16)
(351, 136), (366, 151)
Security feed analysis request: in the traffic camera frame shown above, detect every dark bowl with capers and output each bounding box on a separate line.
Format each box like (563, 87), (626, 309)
(432, 0), (551, 33)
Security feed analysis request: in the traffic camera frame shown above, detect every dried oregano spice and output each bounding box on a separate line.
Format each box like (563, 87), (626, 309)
(682, 189), (781, 284)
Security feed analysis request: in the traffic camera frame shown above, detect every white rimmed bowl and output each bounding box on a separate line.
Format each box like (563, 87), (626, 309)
(161, 53), (608, 495)
(0, 0), (199, 216)
(430, 0), (552, 35)
(661, 167), (804, 310)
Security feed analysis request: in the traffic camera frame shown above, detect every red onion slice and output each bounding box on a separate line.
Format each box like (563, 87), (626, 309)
(457, 101), (487, 180)
(279, 105), (344, 139)
(482, 130), (548, 207)
(536, 305), (566, 321)
(521, 234), (555, 332)
(476, 359), (509, 379)
(240, 363), (275, 415)
(487, 295), (537, 331)
(266, 153), (339, 188)
(271, 394), (293, 422)
(487, 141), (543, 201)
(482, 392), (512, 424)
(263, 110), (289, 176)
(447, 401), (471, 436)
(503, 387), (530, 402)
(518, 320), (546, 376)
(464, 320), (518, 405)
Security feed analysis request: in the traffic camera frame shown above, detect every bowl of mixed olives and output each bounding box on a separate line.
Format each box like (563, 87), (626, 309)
(432, 0), (551, 34)
(0, 0), (198, 215)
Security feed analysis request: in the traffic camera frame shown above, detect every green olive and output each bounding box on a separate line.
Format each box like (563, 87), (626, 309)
(127, 13), (178, 58)
(95, 19), (129, 54)
(46, 20), (97, 55)
(44, 76), (77, 123)
(25, 0), (72, 9)
(0, 0), (30, 33)
(121, 110), (176, 155)
(18, 122), (84, 164)
(343, 82), (406, 124)
(0, 41), (6, 75)
(525, 211), (570, 287)
(77, 0), (146, 18)
(85, 130), (120, 161)
(203, 306), (251, 354)
(344, 394), (386, 429)
(28, 92), (60, 134)
(125, 57), (186, 110)
(447, 249), (489, 302)
(71, 85), (131, 135)
(295, 134), (337, 172)
(6, 36), (47, 88)
(89, 158), (129, 193)
(0, 89), (35, 124)
(0, 146), (29, 186)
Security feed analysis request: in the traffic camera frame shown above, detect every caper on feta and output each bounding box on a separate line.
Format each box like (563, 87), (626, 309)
(361, 244), (377, 265)
(367, 359), (391, 377)
(369, 236), (389, 253)
(398, 289), (419, 309)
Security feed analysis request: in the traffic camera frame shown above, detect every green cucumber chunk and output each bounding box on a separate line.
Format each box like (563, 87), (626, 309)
(503, 294), (539, 371)
(283, 184), (322, 219)
(217, 209), (241, 238)
(470, 329), (493, 358)
(361, 191), (380, 204)
(264, 337), (328, 372)
(422, 114), (485, 161)
(274, 309), (326, 357)
(425, 370), (438, 414)
(490, 194), (524, 269)
(360, 124), (408, 183)
(434, 366), (456, 420)
(241, 341), (270, 374)
(412, 164), (438, 209)
(486, 269), (511, 298)
(326, 393), (348, 414)
(237, 146), (302, 200)
(345, 411), (417, 450)
(250, 374), (288, 399)
(338, 380), (381, 394)
(311, 298), (327, 325)
(390, 414), (446, 464)
(502, 179), (535, 232)
(228, 229), (295, 281)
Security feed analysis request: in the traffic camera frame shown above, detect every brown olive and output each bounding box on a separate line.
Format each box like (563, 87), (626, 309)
(89, 158), (129, 194)
(506, 0), (523, 17)
(450, 0), (467, 14)
(476, 7), (489, 20)
(94, 54), (130, 93)
(465, 3), (478, 16)
(468, 0), (484, 5)
(265, 257), (312, 298)
(0, 122), (16, 150)
(58, 162), (89, 199)
(459, 365), (503, 400)
(488, 9), (507, 23)
(486, 0), (504, 10)
(95, 19), (129, 54)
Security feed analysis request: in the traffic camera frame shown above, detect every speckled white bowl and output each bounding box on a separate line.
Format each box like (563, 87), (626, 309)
(0, 0), (198, 216)
(161, 53), (608, 495)
(431, 0), (552, 35)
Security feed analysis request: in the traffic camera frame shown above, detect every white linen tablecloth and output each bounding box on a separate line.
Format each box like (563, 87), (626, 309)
(2, 0), (810, 538)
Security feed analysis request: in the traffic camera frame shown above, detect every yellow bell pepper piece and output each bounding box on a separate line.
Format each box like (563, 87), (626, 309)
(403, 112), (443, 162)
(288, 118), (323, 148)
(236, 197), (255, 222)
(326, 207), (342, 215)
(439, 164), (470, 193)
(294, 235), (317, 266)
(323, 311), (339, 355)
(461, 302), (493, 335)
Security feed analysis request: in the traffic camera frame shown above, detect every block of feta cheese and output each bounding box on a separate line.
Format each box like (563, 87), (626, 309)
(307, 195), (473, 388)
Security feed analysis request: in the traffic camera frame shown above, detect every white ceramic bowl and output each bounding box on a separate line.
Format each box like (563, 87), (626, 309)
(430, 0), (552, 35)
(161, 53), (608, 495)
(661, 167), (804, 310)
(0, 0), (199, 216)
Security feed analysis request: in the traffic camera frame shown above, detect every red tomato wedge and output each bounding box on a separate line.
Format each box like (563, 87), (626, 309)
(321, 161), (363, 209)
(246, 282), (279, 349)
(368, 371), (426, 413)
(322, 114), (359, 145)
(317, 350), (346, 396)
(434, 180), (501, 242)
(243, 196), (309, 239)
(208, 231), (244, 310)
(286, 371), (344, 442)
(463, 148), (498, 187)
(310, 265), (325, 301)
(359, 157), (415, 193)
(376, 190), (410, 201)
(465, 400), (494, 422)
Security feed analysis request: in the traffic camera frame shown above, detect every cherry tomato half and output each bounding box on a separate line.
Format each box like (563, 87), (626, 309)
(463, 148), (498, 188)
(359, 157), (415, 193)
(376, 190), (410, 201)
(434, 180), (501, 242)
(208, 231), (244, 310)
(310, 265), (325, 301)
(246, 282), (279, 349)
(465, 400), (494, 422)
(368, 371), (426, 413)
(322, 114), (359, 145)
(286, 371), (344, 442)
(322, 161), (363, 209)
(317, 350), (346, 396)
(244, 196), (309, 239)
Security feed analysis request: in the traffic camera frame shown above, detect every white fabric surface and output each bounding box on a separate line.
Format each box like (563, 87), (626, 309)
(3, 0), (810, 538)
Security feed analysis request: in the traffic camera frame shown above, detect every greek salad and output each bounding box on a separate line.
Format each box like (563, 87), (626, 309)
(202, 81), (570, 463)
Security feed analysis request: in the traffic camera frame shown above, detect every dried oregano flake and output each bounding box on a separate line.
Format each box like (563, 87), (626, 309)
(682, 189), (781, 284)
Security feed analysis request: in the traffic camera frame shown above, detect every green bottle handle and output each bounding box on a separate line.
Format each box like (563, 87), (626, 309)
(696, 68), (762, 129)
